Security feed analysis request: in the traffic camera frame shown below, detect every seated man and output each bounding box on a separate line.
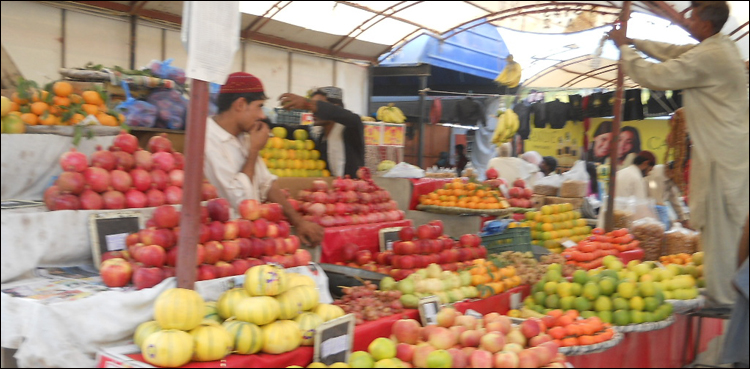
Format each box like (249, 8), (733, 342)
(203, 72), (324, 246)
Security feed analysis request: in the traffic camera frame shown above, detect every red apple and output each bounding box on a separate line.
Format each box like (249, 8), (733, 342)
(293, 249), (312, 266)
(101, 250), (129, 263)
(195, 244), (205, 265)
(203, 241), (224, 264)
(220, 240), (240, 262)
(396, 343), (416, 363)
(276, 221), (291, 238)
(134, 245), (166, 267)
(284, 236), (300, 254)
(223, 220), (239, 240)
(125, 233), (140, 247)
(260, 203), (283, 222)
(399, 226), (416, 241)
(413, 344), (436, 369)
(469, 349), (493, 369)
(448, 348), (469, 369)
(132, 266), (165, 290)
(427, 327), (458, 350)
(215, 261), (234, 278)
(393, 319), (421, 344)
(400, 255), (416, 269)
(529, 334), (553, 347)
(273, 238), (286, 255)
(208, 221), (225, 242)
(165, 247), (179, 267)
(520, 319), (541, 339)
(428, 220), (444, 237)
(197, 264), (217, 281)
(199, 224), (211, 244)
(246, 258), (263, 268)
(248, 238), (265, 258)
(266, 224), (279, 239)
(152, 205), (180, 229)
(417, 224), (434, 240)
(480, 332), (507, 353)
(238, 199), (261, 220)
(454, 315), (478, 330)
(459, 330), (483, 348)
(100, 258), (133, 287)
(253, 218), (268, 238)
(237, 238), (252, 258)
(263, 238), (277, 257)
(355, 250), (372, 265)
(207, 198), (230, 222)
(517, 349), (540, 368)
(493, 351), (520, 368)
(161, 266), (176, 279)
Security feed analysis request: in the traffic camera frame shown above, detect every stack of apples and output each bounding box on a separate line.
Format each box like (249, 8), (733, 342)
(354, 309), (567, 368)
(295, 177), (405, 227)
(507, 179), (534, 209)
(47, 131), (220, 211)
(98, 198), (312, 289)
(338, 221), (487, 280)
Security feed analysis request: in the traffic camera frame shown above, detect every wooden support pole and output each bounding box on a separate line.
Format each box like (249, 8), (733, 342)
(176, 80), (209, 289)
(604, 1), (631, 232)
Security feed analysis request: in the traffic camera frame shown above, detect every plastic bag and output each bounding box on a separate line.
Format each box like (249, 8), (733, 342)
(664, 223), (700, 255)
(147, 89), (188, 130)
(382, 162), (425, 178)
(631, 217), (665, 261)
(117, 80), (158, 128)
(148, 58), (186, 85)
(480, 219), (512, 236)
(560, 161), (590, 182)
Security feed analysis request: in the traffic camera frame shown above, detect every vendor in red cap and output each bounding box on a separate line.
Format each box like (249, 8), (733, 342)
(204, 72), (324, 246)
(614, 150), (656, 211)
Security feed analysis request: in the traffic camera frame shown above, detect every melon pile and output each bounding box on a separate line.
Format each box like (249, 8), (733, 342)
(135, 266), (337, 367)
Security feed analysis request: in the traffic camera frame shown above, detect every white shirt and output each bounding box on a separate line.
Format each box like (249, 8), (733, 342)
(311, 123), (346, 177)
(486, 157), (539, 186)
(203, 117), (277, 208)
(614, 164), (648, 202)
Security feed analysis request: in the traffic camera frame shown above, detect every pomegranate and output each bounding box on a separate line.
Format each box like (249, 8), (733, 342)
(112, 151), (135, 171)
(83, 167), (110, 193)
(152, 205), (180, 228)
(150, 169), (169, 191)
(201, 182), (218, 201)
(54, 194), (81, 210)
(308, 203), (327, 217)
(147, 134), (173, 153)
(111, 130), (139, 154)
(146, 188), (166, 207)
(320, 215), (336, 227)
(59, 148), (88, 172)
(152, 151), (175, 172)
(298, 190), (311, 202)
(91, 146), (117, 171)
(168, 169), (184, 188)
(333, 177), (346, 191)
(102, 190), (126, 209)
(125, 189), (148, 208)
(486, 167), (499, 179)
(57, 171), (86, 194)
(312, 179), (329, 192)
(164, 186), (183, 204)
(110, 170), (133, 192)
(44, 185), (62, 210)
(172, 152), (185, 170)
(334, 202), (348, 216)
(133, 149), (153, 170)
(130, 169), (152, 192)
(513, 178), (526, 189)
(80, 189), (104, 210)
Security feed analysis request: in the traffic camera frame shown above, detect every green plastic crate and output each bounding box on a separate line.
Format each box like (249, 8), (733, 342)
(481, 227), (532, 255)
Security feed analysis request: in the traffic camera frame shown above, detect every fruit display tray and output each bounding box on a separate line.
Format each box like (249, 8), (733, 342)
(613, 314), (676, 333)
(665, 296), (705, 314)
(25, 125), (121, 137)
(558, 331), (624, 356)
(416, 205), (513, 217)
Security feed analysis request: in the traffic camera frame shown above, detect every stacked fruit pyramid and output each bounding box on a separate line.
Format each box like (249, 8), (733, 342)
(523, 257), (684, 327)
(379, 263), (480, 308)
(562, 228), (642, 270)
(659, 251), (705, 288)
(417, 178), (511, 214)
(262, 126), (329, 177)
(99, 198), (313, 289)
(516, 204), (592, 253)
(134, 268), (340, 367)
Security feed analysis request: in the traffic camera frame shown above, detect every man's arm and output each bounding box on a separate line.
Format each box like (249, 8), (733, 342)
(266, 181), (325, 246)
(241, 121), (270, 183)
(608, 28), (696, 61)
(278, 93), (362, 129)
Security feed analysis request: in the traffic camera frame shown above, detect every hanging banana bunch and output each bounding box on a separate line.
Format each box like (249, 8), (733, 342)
(492, 108), (519, 145)
(376, 103), (407, 123)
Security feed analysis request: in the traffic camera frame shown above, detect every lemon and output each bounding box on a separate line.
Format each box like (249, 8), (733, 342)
(272, 126), (287, 138)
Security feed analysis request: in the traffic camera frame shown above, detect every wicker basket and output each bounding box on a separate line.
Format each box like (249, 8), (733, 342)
(534, 184), (559, 196)
(560, 181), (587, 198)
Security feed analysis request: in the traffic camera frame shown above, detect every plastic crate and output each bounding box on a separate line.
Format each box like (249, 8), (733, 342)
(481, 227), (532, 255)
(274, 108), (307, 125)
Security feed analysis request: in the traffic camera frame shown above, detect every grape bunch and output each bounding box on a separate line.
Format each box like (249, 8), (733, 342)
(492, 251), (579, 286)
(333, 281), (404, 325)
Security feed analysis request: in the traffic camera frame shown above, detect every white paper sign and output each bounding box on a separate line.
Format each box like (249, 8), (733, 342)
(562, 240), (578, 249)
(104, 233), (128, 252)
(321, 335), (348, 357)
(510, 292), (522, 310)
(182, 1), (240, 84)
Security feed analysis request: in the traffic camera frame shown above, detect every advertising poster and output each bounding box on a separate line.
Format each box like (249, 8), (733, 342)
(364, 123), (382, 146)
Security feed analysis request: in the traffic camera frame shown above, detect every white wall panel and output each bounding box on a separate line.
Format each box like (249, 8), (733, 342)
(163, 29), (188, 70)
(290, 53), (334, 97)
(66, 11), (129, 71)
(135, 24), (163, 69)
(245, 43), (290, 104)
(335, 61), (369, 116)
(1, 1), (61, 84)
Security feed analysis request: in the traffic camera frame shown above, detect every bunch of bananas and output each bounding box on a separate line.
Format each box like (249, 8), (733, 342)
(492, 108), (519, 144)
(376, 103), (407, 123)
(361, 116), (376, 122)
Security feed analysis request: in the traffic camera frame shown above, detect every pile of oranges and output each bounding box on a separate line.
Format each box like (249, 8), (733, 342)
(418, 179), (510, 210)
(544, 310), (616, 347)
(465, 259), (522, 298)
(6, 79), (124, 127)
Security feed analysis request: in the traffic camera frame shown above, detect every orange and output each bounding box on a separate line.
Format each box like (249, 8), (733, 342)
(565, 310), (580, 320)
(20, 113), (38, 125)
(564, 324), (580, 337)
(548, 309), (564, 320)
(82, 90), (104, 105)
(578, 335), (596, 346)
(49, 105), (63, 116)
(69, 94), (83, 104)
(53, 81), (73, 97)
(96, 113), (118, 126)
(98, 104), (109, 113)
(67, 113), (84, 125)
(32, 90), (49, 103)
(39, 113), (57, 125)
(11, 92), (29, 105)
(8, 101), (20, 112)
(561, 337), (579, 347)
(476, 190), (486, 197)
(53, 96), (71, 107)
(82, 104), (99, 116)
(30, 102), (49, 116)
(548, 326), (566, 340)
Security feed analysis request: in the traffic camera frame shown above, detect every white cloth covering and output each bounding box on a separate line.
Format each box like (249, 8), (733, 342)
(620, 34), (749, 306)
(1, 134), (116, 201)
(203, 117), (278, 208)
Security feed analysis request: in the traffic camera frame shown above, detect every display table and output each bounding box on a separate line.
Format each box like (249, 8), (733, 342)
(408, 178), (455, 210)
(454, 285), (530, 315)
(1, 133), (116, 201)
(320, 220), (412, 264)
(567, 314), (723, 368)
(405, 210), (483, 239)
(619, 248), (645, 264)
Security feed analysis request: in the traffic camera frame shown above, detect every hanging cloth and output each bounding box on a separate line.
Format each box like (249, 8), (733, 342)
(430, 98), (443, 125)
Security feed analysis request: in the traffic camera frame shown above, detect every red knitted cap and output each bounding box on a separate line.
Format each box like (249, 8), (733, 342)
(220, 72), (266, 96)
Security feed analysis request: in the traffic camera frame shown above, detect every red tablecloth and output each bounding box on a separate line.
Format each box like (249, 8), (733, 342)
(408, 178), (455, 210)
(320, 220), (412, 263)
(127, 347), (315, 368)
(619, 248), (645, 264)
(567, 314), (723, 368)
(454, 285), (530, 315)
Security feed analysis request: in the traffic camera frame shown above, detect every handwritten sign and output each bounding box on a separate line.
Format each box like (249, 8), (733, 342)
(379, 227), (404, 252)
(418, 296), (442, 326)
(89, 211), (143, 269)
(314, 314), (355, 365)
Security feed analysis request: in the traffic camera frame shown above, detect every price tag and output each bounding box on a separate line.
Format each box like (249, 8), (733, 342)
(314, 314), (355, 366)
(300, 112), (314, 125)
(510, 292), (522, 310)
(418, 296), (441, 326)
(465, 309), (483, 319)
(89, 211), (144, 269)
(561, 240), (578, 249)
(379, 227), (404, 252)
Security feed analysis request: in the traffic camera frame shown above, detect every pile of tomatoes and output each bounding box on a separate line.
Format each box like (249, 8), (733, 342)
(544, 310), (617, 347)
(561, 228), (641, 270)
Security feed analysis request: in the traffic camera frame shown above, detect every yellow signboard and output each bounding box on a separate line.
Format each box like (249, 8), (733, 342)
(364, 123), (382, 146)
(382, 124), (405, 146)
